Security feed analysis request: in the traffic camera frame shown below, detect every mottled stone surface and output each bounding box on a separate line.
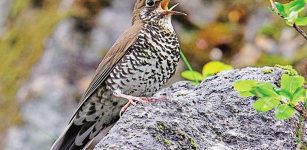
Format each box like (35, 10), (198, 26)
(95, 67), (305, 150)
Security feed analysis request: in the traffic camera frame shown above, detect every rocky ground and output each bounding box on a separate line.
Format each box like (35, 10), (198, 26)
(95, 67), (306, 150)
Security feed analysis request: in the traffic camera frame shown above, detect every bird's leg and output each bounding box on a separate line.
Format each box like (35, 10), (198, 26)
(139, 95), (168, 102)
(113, 92), (149, 103)
(113, 92), (168, 116)
(113, 92), (149, 117)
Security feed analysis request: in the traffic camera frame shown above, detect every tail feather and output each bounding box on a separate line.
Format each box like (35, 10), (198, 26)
(51, 120), (95, 150)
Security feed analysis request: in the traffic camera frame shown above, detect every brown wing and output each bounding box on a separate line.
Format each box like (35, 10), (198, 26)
(69, 23), (143, 122)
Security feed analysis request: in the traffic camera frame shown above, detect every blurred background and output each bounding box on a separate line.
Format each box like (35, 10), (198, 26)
(0, 0), (306, 149)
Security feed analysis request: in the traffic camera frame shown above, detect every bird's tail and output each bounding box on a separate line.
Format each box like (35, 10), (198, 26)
(50, 120), (95, 150)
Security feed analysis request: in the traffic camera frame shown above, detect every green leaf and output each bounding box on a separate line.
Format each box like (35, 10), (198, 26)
(254, 82), (279, 97)
(295, 17), (307, 26)
(277, 89), (292, 101)
(275, 104), (296, 120)
(291, 87), (306, 105)
(234, 80), (258, 97)
(181, 70), (204, 81)
(202, 61), (233, 77)
(285, 11), (298, 25)
(180, 50), (199, 84)
(239, 91), (255, 97)
(283, 0), (305, 15)
(253, 97), (280, 112)
(281, 74), (305, 95)
(275, 2), (286, 16)
(234, 80), (257, 92)
(284, 0), (305, 14)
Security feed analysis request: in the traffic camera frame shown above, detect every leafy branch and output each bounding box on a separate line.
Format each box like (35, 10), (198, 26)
(269, 0), (307, 40)
(234, 71), (307, 120)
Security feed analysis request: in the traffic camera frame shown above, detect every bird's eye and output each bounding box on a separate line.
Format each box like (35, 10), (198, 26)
(146, 0), (155, 7)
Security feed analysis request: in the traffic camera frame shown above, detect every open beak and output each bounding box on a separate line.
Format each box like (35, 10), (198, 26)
(160, 0), (187, 16)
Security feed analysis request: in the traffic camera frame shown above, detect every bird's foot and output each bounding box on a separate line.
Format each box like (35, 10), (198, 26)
(114, 92), (148, 117)
(113, 92), (167, 117)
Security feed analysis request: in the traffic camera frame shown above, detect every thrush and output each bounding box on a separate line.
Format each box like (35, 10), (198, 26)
(51, 0), (185, 149)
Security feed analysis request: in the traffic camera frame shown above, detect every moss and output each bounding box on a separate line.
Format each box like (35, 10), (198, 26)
(275, 65), (298, 76)
(189, 137), (198, 150)
(262, 68), (274, 74)
(157, 122), (167, 130)
(155, 135), (162, 141)
(176, 93), (188, 97)
(163, 139), (172, 146)
(153, 121), (198, 149)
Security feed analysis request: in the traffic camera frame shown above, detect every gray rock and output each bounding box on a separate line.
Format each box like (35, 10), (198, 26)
(95, 67), (305, 150)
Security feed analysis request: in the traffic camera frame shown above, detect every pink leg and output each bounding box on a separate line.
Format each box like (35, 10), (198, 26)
(119, 102), (131, 117)
(114, 92), (146, 117)
(139, 95), (168, 102)
(113, 92), (168, 117)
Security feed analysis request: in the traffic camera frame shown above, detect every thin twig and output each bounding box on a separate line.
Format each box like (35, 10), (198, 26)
(294, 103), (307, 120)
(269, 0), (277, 11)
(180, 50), (199, 84)
(269, 0), (307, 40)
(293, 24), (307, 40)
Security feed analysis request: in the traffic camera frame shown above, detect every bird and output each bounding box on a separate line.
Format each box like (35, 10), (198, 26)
(51, 0), (186, 149)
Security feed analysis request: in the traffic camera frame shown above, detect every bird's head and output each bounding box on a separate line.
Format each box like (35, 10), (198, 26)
(132, 0), (186, 26)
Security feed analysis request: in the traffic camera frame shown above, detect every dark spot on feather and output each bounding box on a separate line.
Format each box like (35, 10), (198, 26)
(87, 109), (96, 116)
(113, 101), (118, 106)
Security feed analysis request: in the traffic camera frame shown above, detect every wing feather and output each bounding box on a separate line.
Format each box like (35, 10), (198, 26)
(69, 23), (143, 122)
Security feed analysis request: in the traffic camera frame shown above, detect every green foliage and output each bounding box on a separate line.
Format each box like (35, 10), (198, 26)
(253, 97), (280, 112)
(180, 50), (199, 84)
(181, 71), (204, 81)
(233, 80), (258, 97)
(202, 61), (233, 77)
(275, 104), (296, 120)
(181, 61), (233, 84)
(280, 74), (305, 104)
(274, 0), (307, 26)
(262, 68), (274, 74)
(234, 69), (306, 120)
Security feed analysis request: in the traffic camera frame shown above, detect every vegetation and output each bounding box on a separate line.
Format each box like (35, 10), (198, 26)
(270, 0), (307, 39)
(181, 61), (233, 84)
(234, 67), (306, 120)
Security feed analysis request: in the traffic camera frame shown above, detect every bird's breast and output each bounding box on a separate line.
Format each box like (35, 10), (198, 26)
(106, 24), (180, 97)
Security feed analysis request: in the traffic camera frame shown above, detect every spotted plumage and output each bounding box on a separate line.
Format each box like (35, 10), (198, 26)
(51, 0), (184, 149)
(106, 23), (180, 96)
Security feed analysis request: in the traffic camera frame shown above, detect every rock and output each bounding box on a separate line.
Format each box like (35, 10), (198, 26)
(95, 67), (305, 150)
